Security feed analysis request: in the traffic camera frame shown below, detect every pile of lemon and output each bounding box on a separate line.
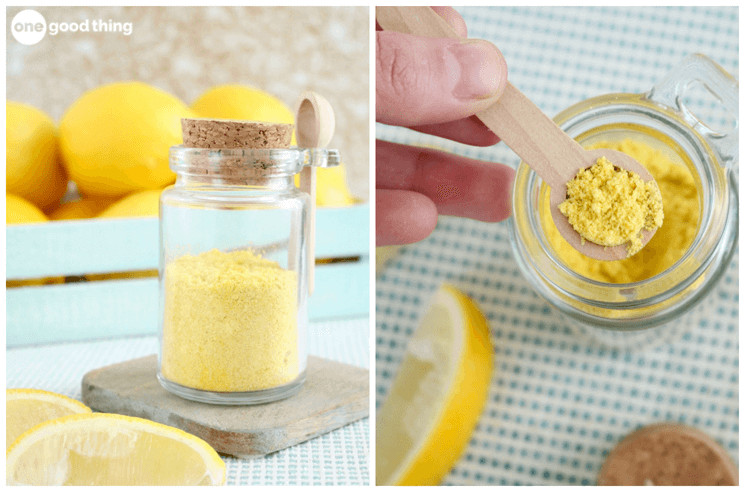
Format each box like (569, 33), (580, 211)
(7, 83), (357, 225)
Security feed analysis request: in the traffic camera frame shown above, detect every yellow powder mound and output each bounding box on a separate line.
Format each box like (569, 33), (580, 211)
(161, 249), (298, 392)
(559, 156), (663, 256)
(545, 139), (699, 283)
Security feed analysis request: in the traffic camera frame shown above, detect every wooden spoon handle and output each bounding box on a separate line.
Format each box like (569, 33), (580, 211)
(478, 85), (585, 186)
(299, 166), (316, 296)
(376, 5), (455, 36)
(295, 91), (335, 297)
(376, 6), (585, 186)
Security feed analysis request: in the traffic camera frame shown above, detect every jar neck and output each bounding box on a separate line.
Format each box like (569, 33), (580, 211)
(174, 173), (296, 190)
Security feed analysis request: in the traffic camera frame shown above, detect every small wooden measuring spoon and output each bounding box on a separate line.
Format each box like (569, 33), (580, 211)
(376, 6), (659, 261)
(296, 91), (335, 294)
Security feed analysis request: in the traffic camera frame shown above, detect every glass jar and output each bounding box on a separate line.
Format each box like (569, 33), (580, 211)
(158, 146), (339, 404)
(509, 54), (738, 350)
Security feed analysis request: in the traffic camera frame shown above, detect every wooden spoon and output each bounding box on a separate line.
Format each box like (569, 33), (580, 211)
(295, 91), (335, 294)
(376, 6), (659, 261)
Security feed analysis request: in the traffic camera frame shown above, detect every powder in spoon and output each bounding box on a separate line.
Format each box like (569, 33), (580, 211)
(544, 139), (698, 283)
(558, 156), (663, 257)
(161, 248), (298, 392)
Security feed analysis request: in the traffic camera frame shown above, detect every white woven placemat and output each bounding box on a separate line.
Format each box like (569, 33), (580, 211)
(376, 6), (738, 486)
(7, 317), (370, 486)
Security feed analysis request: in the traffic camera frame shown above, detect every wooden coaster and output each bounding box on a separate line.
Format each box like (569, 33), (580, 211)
(82, 354), (368, 458)
(597, 423), (738, 485)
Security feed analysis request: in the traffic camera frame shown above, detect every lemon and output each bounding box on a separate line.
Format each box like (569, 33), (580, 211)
(59, 82), (195, 198)
(191, 85), (297, 146)
(376, 284), (494, 485)
(6, 101), (68, 212)
(191, 85), (358, 206)
(191, 84), (294, 125)
(6, 413), (226, 485)
(315, 164), (357, 206)
(6, 389), (91, 449)
(97, 189), (162, 219)
(7, 194), (48, 224)
(49, 197), (116, 221)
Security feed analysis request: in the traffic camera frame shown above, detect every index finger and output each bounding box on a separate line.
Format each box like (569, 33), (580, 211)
(377, 139), (514, 222)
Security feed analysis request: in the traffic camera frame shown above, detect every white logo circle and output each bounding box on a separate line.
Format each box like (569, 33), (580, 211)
(11, 10), (47, 45)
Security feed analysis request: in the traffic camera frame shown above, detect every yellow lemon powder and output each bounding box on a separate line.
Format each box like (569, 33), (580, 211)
(559, 156), (664, 257)
(161, 248), (298, 392)
(545, 139), (699, 283)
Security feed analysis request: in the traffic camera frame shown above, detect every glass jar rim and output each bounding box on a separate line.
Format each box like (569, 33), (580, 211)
(169, 146), (340, 177)
(509, 90), (737, 325)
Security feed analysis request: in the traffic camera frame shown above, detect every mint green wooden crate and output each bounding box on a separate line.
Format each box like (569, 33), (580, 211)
(7, 204), (369, 347)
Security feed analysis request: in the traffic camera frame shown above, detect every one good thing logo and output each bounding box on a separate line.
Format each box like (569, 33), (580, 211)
(11, 9), (133, 46)
(10, 10), (46, 45)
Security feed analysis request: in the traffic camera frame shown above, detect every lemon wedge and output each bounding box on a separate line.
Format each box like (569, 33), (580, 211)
(6, 413), (226, 485)
(376, 284), (494, 485)
(6, 389), (91, 449)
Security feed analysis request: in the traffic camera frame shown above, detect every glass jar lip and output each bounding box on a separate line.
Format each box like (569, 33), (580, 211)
(169, 146), (340, 177)
(510, 90), (734, 310)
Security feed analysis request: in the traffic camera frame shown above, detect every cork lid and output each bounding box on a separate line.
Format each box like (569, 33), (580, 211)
(597, 423), (738, 485)
(171, 117), (337, 184)
(181, 118), (294, 149)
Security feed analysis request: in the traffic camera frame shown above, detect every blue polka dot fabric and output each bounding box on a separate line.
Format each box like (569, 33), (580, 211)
(376, 6), (738, 486)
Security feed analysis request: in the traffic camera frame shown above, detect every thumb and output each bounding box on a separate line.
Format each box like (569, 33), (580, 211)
(376, 31), (507, 127)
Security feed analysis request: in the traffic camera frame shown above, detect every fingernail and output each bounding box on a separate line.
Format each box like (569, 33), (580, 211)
(449, 40), (506, 100)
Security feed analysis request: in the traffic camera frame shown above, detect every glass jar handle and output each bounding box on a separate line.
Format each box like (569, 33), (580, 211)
(646, 53), (738, 168)
(302, 147), (341, 168)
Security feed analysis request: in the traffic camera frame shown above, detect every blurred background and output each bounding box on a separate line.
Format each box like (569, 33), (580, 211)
(7, 6), (369, 200)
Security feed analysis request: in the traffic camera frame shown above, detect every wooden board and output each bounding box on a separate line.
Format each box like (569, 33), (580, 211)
(82, 354), (369, 458)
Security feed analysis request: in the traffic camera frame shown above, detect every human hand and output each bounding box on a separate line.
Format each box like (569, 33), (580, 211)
(376, 7), (515, 245)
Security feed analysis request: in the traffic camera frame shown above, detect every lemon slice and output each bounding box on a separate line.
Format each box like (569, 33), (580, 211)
(376, 284), (494, 485)
(6, 413), (226, 485)
(6, 389), (91, 449)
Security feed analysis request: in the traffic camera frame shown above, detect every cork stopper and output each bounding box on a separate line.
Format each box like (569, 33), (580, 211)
(598, 423), (738, 485)
(182, 118), (294, 149)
